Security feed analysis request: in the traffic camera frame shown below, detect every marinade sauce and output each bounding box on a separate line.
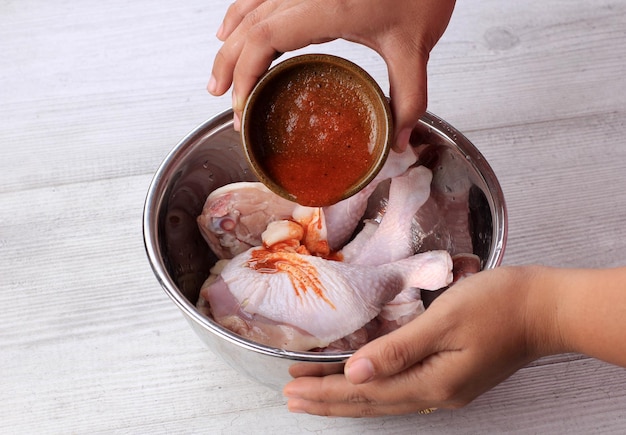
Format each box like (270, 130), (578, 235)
(247, 63), (378, 207)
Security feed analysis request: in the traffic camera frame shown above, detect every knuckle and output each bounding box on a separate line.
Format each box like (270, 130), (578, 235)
(403, 98), (427, 120)
(247, 20), (273, 44)
(241, 6), (264, 29)
(213, 48), (230, 67)
(346, 390), (374, 405)
(356, 406), (379, 418)
(227, 0), (250, 21)
(212, 48), (236, 79)
(326, 0), (351, 16)
(432, 385), (458, 403)
(377, 340), (413, 373)
(427, 380), (472, 409)
(344, 391), (382, 417)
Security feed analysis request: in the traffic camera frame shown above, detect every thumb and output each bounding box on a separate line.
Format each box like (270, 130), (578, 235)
(344, 315), (438, 384)
(383, 48), (429, 152)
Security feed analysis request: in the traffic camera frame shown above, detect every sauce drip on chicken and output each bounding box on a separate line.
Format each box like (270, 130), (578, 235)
(247, 247), (336, 309)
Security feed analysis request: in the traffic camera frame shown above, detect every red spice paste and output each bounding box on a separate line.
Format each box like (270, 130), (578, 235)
(248, 63), (378, 206)
(247, 247), (336, 309)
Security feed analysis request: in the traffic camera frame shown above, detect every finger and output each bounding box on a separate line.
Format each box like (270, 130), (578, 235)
(284, 373), (436, 417)
(218, 0), (268, 40)
(344, 312), (441, 384)
(288, 361), (344, 378)
(209, 0), (283, 96)
(382, 46), (429, 152)
(286, 360), (442, 404)
(287, 396), (433, 417)
(231, 2), (341, 114)
(284, 349), (482, 416)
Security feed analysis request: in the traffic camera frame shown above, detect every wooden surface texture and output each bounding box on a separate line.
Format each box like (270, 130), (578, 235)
(1, 0), (625, 433)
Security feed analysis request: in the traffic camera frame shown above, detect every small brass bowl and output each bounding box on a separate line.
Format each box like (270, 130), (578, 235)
(241, 54), (393, 207)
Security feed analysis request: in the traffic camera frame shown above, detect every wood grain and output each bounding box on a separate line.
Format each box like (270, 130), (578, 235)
(1, 0), (625, 433)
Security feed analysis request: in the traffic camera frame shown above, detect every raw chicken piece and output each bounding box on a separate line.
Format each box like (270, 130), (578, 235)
(324, 287), (427, 351)
(261, 220), (304, 248)
(197, 147), (418, 259)
(291, 206), (330, 257)
(197, 182), (329, 258)
(197, 182), (297, 259)
(259, 217), (332, 258)
(323, 146), (418, 250)
(335, 219), (378, 261)
(378, 287), (425, 324)
(230, 173), (437, 352)
(200, 247), (452, 351)
(326, 166), (433, 350)
(197, 183), (329, 258)
(341, 165), (433, 265)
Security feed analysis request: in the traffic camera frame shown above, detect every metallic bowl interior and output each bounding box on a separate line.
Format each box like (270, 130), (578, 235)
(143, 108), (507, 390)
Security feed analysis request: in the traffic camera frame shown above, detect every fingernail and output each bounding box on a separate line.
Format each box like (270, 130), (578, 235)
(232, 90), (243, 130)
(216, 23), (224, 40)
(233, 111), (241, 131)
(345, 358), (374, 384)
(283, 385), (301, 399)
(207, 75), (217, 94)
(395, 128), (412, 152)
(232, 90), (241, 111)
(287, 399), (307, 414)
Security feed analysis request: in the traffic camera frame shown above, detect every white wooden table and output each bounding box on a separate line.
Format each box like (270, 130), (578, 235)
(2, 0), (625, 433)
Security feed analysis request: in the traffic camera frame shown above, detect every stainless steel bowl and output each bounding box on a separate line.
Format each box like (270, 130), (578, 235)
(143, 108), (507, 390)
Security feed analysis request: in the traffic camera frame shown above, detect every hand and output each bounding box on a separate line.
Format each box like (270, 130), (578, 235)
(283, 266), (554, 417)
(208, 0), (456, 150)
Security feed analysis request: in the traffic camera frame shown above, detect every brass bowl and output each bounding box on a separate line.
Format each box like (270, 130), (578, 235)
(240, 54), (393, 207)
